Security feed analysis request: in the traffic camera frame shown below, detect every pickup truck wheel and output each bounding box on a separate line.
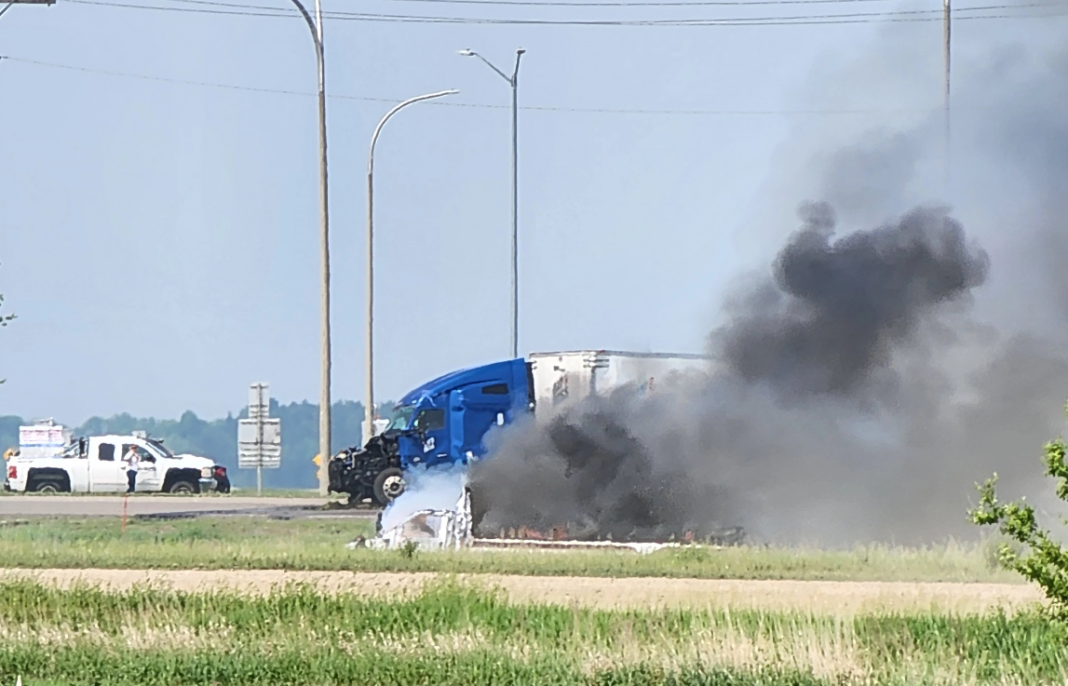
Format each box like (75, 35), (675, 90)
(30, 479), (63, 494)
(168, 480), (197, 495)
(373, 468), (405, 506)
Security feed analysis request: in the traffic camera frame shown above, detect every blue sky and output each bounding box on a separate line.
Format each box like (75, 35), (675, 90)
(0, 0), (1041, 426)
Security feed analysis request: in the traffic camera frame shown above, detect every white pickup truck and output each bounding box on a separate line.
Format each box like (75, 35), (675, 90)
(4, 434), (230, 494)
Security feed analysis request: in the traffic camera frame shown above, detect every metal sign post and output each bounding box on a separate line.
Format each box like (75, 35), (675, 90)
(238, 382), (282, 495)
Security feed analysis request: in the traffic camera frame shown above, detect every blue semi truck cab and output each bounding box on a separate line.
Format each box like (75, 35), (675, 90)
(328, 358), (534, 505)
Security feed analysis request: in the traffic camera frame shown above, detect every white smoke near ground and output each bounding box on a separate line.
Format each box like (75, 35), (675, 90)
(378, 463), (468, 532)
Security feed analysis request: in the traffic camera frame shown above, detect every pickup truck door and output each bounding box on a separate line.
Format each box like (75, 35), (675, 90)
(63, 441), (90, 492)
(90, 440), (126, 492)
(122, 443), (161, 492)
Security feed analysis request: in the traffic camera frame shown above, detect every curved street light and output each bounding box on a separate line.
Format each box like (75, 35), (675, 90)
(289, 0), (333, 496)
(0, 0), (56, 23)
(364, 90), (459, 442)
(459, 47), (525, 360)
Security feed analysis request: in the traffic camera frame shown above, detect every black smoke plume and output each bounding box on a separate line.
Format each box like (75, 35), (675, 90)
(469, 30), (1068, 546)
(717, 202), (989, 400)
(469, 204), (992, 543)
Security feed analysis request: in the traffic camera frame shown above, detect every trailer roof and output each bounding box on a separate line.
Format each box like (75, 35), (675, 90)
(528, 350), (713, 360)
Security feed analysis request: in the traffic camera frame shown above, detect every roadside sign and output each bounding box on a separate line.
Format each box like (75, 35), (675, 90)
(237, 382), (281, 493)
(248, 383), (270, 421)
(238, 418), (281, 469)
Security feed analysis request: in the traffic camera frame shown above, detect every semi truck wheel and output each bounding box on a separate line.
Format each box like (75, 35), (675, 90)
(373, 468), (405, 506)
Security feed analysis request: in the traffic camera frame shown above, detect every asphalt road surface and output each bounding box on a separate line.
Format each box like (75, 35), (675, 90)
(0, 495), (380, 519)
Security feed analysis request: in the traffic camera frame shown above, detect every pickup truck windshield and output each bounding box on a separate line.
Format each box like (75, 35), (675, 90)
(386, 406), (414, 431)
(146, 439), (175, 459)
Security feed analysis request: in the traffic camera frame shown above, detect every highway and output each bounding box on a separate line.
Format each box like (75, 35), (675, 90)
(0, 495), (379, 519)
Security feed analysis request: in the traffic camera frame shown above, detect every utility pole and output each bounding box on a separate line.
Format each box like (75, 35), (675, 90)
(289, 0), (333, 497)
(364, 90), (458, 444)
(459, 47), (526, 360)
(943, 0), (951, 195)
(253, 383), (265, 496)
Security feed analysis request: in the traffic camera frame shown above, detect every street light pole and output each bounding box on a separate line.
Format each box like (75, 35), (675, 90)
(364, 89), (458, 443)
(459, 47), (525, 360)
(290, 0), (333, 496)
(0, 0), (56, 22)
(943, 0), (952, 195)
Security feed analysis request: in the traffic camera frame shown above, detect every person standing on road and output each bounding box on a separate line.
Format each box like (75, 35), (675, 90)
(122, 445), (140, 494)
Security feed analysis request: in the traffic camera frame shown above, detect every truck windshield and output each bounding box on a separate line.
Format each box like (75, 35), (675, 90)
(386, 406), (414, 431)
(59, 443), (81, 459)
(146, 439), (176, 459)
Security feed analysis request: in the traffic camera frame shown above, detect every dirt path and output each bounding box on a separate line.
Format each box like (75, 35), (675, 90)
(0, 568), (1043, 614)
(0, 495), (370, 519)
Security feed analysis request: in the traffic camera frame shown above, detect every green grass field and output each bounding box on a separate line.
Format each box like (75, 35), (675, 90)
(0, 579), (1061, 685)
(0, 516), (1022, 582)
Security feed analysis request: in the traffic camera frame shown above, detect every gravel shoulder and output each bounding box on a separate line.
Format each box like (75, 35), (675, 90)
(0, 568), (1043, 614)
(0, 495), (376, 519)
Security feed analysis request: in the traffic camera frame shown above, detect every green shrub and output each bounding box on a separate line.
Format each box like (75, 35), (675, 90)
(970, 400), (1068, 618)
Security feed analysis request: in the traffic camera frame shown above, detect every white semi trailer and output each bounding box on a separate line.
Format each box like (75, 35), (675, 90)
(527, 349), (712, 418)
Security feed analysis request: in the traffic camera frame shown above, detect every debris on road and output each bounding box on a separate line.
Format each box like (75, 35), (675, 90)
(349, 487), (473, 552)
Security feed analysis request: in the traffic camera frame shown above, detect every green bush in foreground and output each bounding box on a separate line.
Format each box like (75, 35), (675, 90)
(971, 400), (1068, 618)
(0, 580), (1064, 685)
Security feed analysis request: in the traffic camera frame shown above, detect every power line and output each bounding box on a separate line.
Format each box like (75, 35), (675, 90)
(3, 55), (948, 116)
(62, 0), (1068, 25)
(163, 0), (1059, 17)
(375, 0), (901, 7)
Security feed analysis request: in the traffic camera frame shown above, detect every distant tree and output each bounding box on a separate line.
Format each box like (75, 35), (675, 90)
(970, 399), (1068, 619)
(0, 416), (21, 454)
(0, 287), (14, 385)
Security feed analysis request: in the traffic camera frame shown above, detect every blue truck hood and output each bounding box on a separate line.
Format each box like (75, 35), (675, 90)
(398, 358), (523, 407)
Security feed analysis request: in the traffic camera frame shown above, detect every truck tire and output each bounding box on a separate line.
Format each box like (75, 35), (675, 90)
(373, 468), (405, 506)
(167, 479), (198, 495)
(29, 479), (64, 494)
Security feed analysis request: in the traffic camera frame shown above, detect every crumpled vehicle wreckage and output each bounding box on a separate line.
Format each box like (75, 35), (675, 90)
(349, 483), (745, 553)
(355, 487), (475, 551)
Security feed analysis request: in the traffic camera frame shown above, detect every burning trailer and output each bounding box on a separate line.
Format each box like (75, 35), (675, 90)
(353, 473), (747, 553)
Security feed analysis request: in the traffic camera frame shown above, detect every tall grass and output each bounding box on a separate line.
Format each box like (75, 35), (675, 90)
(0, 580), (1063, 685)
(0, 517), (1021, 582)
